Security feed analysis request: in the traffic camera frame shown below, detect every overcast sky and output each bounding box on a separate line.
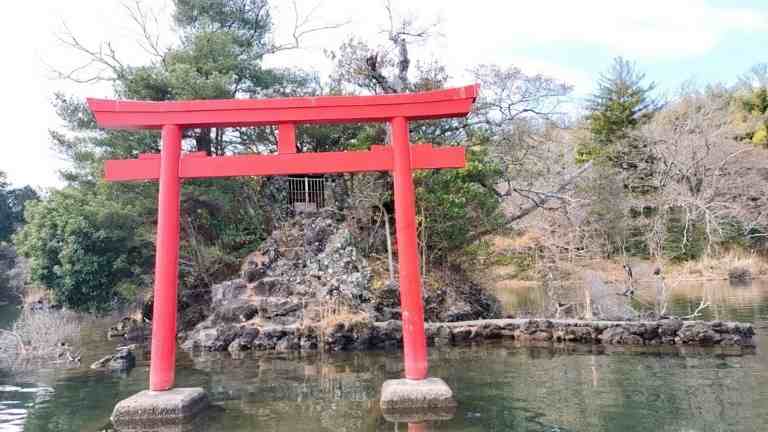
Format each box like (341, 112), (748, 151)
(1, 0), (766, 188)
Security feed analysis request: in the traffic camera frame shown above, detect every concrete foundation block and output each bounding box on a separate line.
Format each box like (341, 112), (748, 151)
(380, 377), (457, 410)
(382, 406), (456, 423)
(111, 387), (209, 430)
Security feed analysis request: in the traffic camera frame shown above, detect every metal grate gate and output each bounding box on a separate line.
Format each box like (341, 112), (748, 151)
(286, 176), (326, 212)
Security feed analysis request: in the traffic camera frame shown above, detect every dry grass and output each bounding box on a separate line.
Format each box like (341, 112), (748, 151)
(671, 252), (768, 281)
(492, 279), (540, 291)
(316, 300), (370, 330)
(14, 309), (81, 353)
(470, 232), (544, 304)
(301, 299), (371, 351)
(22, 285), (51, 305)
(1, 309), (81, 368)
(366, 255), (395, 290)
(542, 252), (768, 285)
(489, 232), (540, 251)
(468, 230), (768, 320)
(553, 259), (626, 283)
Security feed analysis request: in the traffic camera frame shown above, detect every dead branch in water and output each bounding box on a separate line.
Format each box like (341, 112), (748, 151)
(682, 298), (711, 320)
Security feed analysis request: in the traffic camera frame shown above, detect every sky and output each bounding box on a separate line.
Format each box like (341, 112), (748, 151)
(0, 0), (766, 189)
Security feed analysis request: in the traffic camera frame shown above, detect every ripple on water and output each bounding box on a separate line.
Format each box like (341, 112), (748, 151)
(0, 392), (27, 432)
(0, 280), (766, 431)
(0, 383), (59, 432)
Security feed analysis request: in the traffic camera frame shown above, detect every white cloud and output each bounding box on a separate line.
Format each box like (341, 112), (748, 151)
(1, 0), (765, 188)
(488, 0), (768, 58)
(429, 0), (768, 59)
(265, 0), (768, 91)
(0, 0), (175, 188)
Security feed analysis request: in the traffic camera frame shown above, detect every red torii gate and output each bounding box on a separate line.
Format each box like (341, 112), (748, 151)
(87, 85), (478, 393)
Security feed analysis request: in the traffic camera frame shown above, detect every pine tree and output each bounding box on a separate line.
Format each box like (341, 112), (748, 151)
(577, 57), (659, 163)
(588, 57), (658, 143)
(17, 1), (298, 310)
(0, 172), (38, 243)
(577, 58), (661, 195)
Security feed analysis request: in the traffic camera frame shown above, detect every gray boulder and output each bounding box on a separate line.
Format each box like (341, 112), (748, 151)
(90, 346), (136, 372)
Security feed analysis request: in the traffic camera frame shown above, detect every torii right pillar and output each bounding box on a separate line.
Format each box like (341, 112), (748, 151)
(380, 116), (457, 413)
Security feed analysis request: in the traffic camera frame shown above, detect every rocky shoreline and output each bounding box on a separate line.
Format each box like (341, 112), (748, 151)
(165, 211), (757, 357)
(181, 317), (756, 354)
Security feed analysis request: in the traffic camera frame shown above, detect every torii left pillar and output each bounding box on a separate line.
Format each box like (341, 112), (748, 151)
(391, 116), (427, 380)
(150, 124), (182, 391)
(112, 124), (211, 429)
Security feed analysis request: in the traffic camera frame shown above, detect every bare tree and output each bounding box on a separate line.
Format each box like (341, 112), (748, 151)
(531, 84), (768, 265)
(271, 0), (350, 53)
(738, 63), (768, 89)
(346, 174), (396, 281)
(641, 84), (768, 255)
(53, 0), (346, 85)
(328, 0), (439, 95)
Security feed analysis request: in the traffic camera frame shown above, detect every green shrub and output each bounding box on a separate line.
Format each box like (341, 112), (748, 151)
(14, 188), (152, 312)
(415, 146), (504, 262)
(752, 125), (768, 146)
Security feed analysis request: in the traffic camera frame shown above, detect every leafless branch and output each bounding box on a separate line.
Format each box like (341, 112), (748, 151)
(124, 0), (167, 62)
(51, 22), (127, 83)
(682, 298), (711, 319)
(270, 0), (349, 52)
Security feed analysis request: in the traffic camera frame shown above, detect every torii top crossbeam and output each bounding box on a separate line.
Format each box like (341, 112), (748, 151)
(89, 85), (477, 181)
(87, 85), (479, 394)
(88, 84), (478, 128)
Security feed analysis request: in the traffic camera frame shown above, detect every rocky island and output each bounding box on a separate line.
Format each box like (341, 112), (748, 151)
(175, 210), (755, 355)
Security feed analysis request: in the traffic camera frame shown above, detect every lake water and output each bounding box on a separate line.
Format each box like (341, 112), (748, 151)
(1, 280), (767, 431)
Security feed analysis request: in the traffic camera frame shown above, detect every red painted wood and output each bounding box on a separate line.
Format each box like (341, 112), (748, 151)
(87, 85), (478, 129)
(408, 423), (427, 432)
(391, 117), (428, 380)
(89, 86), (478, 391)
(149, 125), (182, 391)
(412, 144), (466, 169)
(105, 158), (160, 181)
(278, 123), (297, 154)
(103, 146), (466, 181)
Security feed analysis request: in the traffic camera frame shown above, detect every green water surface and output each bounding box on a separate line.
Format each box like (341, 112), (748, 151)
(1, 281), (766, 432)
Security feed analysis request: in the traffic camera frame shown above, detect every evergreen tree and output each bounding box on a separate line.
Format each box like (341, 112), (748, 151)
(0, 172), (12, 243)
(0, 172), (38, 243)
(578, 57), (659, 163)
(15, 188), (152, 312)
(736, 64), (768, 146)
(16, 1), (304, 310)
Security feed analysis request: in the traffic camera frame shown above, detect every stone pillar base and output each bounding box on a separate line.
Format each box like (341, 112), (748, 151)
(380, 378), (456, 410)
(111, 387), (209, 430)
(382, 406), (456, 423)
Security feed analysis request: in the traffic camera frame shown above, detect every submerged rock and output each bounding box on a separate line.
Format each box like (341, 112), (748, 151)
(25, 300), (64, 313)
(728, 266), (752, 285)
(107, 317), (146, 341)
(91, 346), (137, 372)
